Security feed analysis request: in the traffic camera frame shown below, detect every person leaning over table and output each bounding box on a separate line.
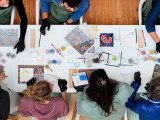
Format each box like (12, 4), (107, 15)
(74, 69), (134, 120)
(0, 0), (27, 54)
(144, 0), (160, 52)
(40, 0), (90, 35)
(126, 72), (160, 120)
(0, 65), (21, 120)
(18, 77), (69, 120)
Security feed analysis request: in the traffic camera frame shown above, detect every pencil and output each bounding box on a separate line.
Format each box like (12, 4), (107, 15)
(51, 43), (64, 57)
(120, 52), (122, 65)
(105, 64), (119, 67)
(142, 30), (146, 47)
(38, 33), (41, 47)
(135, 29), (137, 43)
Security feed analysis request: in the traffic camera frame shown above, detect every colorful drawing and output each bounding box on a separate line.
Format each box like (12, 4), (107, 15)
(100, 33), (114, 47)
(152, 64), (160, 78)
(65, 27), (94, 55)
(18, 65), (44, 84)
(0, 29), (18, 46)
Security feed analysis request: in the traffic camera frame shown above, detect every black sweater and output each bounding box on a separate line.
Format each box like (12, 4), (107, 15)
(0, 0), (27, 40)
(0, 86), (10, 120)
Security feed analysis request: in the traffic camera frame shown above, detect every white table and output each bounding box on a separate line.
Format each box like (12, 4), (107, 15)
(1, 25), (160, 93)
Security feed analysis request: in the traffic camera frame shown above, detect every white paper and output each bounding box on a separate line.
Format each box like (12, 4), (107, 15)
(72, 72), (88, 86)
(20, 68), (34, 82)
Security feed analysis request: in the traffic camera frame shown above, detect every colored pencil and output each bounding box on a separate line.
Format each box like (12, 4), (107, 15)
(51, 43), (63, 57)
(142, 30), (146, 47)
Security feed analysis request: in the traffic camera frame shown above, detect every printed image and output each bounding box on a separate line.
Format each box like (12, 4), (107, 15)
(100, 33), (114, 47)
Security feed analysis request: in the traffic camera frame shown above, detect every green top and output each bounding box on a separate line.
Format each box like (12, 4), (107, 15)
(77, 82), (134, 120)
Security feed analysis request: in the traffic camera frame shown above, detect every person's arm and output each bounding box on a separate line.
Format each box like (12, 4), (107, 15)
(40, 0), (52, 19)
(145, 0), (160, 43)
(14, 0), (27, 40)
(61, 91), (68, 104)
(13, 0), (27, 54)
(67, 0), (90, 24)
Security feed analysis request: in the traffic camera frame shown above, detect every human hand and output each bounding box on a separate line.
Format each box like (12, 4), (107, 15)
(156, 42), (160, 52)
(27, 77), (37, 86)
(73, 83), (85, 92)
(14, 39), (25, 54)
(58, 79), (67, 92)
(145, 83), (149, 91)
(40, 19), (50, 35)
(134, 71), (141, 84)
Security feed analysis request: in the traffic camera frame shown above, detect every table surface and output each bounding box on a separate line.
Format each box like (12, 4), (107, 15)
(1, 25), (160, 93)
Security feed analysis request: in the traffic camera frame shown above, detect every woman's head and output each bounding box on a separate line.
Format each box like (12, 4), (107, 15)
(0, 65), (5, 83)
(63, 0), (81, 12)
(86, 69), (118, 116)
(148, 77), (160, 100)
(23, 80), (52, 103)
(0, 0), (9, 7)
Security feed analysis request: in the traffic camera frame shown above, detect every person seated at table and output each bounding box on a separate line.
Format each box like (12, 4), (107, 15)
(0, 0), (27, 54)
(18, 77), (69, 120)
(40, 0), (90, 35)
(143, 0), (160, 52)
(0, 65), (21, 120)
(126, 72), (160, 120)
(74, 69), (134, 120)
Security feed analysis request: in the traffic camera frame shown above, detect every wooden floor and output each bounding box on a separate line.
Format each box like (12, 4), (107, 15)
(14, 0), (140, 25)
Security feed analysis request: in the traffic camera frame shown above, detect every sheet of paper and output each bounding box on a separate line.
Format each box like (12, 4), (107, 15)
(72, 72), (88, 86)
(20, 68), (34, 82)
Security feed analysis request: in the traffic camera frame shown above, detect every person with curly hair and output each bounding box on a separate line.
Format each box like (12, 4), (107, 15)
(126, 72), (160, 120)
(74, 69), (134, 120)
(18, 78), (69, 120)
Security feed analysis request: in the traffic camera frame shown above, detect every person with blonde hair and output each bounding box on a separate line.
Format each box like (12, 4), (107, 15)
(18, 77), (69, 120)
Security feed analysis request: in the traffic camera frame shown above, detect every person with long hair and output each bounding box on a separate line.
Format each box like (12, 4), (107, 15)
(74, 69), (134, 120)
(18, 78), (69, 120)
(126, 72), (160, 120)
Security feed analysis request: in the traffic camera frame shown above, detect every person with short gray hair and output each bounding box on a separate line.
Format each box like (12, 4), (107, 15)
(0, 65), (10, 120)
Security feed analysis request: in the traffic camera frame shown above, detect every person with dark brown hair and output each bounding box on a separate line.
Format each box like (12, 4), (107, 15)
(40, 0), (90, 35)
(126, 72), (160, 120)
(74, 69), (134, 120)
(18, 78), (69, 120)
